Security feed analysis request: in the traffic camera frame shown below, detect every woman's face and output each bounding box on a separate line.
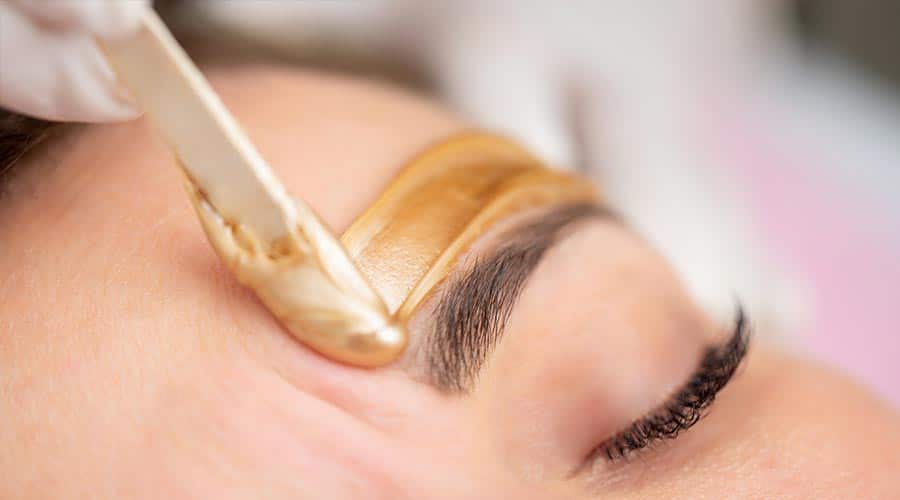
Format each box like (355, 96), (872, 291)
(1, 66), (898, 499)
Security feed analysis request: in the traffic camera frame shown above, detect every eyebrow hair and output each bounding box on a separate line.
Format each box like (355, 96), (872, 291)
(424, 202), (615, 392)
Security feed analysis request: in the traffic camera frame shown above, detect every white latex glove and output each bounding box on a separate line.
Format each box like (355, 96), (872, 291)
(0, 0), (149, 122)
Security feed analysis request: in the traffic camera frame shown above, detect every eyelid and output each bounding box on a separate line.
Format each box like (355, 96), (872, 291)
(587, 309), (751, 464)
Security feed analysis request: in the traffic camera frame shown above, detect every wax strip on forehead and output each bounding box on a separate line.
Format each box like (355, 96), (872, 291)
(189, 131), (595, 367)
(341, 132), (598, 320)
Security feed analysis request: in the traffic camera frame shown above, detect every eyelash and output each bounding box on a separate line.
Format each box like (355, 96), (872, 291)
(595, 309), (750, 462)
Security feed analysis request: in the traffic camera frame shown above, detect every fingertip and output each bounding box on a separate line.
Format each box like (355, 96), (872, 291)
(15, 100), (143, 124)
(84, 101), (144, 123)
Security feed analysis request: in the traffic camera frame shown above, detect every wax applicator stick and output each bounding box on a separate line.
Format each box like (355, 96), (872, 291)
(98, 9), (407, 367)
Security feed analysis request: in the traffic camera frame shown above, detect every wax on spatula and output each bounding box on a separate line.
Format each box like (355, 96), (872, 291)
(98, 10), (406, 367)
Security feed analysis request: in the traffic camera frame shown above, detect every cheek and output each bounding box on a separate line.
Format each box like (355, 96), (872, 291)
(593, 351), (900, 499)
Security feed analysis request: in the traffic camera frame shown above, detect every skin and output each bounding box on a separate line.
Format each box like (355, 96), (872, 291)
(1, 65), (899, 499)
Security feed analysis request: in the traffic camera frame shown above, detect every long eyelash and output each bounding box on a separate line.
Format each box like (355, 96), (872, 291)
(598, 309), (751, 462)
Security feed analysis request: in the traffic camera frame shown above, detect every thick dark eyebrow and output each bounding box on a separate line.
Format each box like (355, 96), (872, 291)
(424, 202), (615, 392)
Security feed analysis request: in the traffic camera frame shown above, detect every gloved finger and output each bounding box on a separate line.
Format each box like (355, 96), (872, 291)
(7, 0), (149, 40)
(0, 3), (141, 122)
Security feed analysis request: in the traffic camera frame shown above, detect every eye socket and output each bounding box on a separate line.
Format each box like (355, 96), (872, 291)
(589, 309), (750, 463)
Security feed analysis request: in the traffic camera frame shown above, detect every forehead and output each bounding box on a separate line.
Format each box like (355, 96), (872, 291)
(0, 64), (697, 385)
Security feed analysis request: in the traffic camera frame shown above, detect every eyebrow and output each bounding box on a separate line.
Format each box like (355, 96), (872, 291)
(424, 202), (615, 392)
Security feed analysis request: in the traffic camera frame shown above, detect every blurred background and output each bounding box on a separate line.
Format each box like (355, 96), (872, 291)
(158, 1), (900, 406)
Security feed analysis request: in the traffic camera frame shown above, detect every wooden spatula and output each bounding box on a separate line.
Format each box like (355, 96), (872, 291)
(99, 10), (407, 367)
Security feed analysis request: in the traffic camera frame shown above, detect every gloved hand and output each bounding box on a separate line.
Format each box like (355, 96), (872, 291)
(0, 0), (149, 122)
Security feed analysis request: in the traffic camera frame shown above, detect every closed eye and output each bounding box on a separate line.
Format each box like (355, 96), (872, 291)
(588, 308), (751, 464)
